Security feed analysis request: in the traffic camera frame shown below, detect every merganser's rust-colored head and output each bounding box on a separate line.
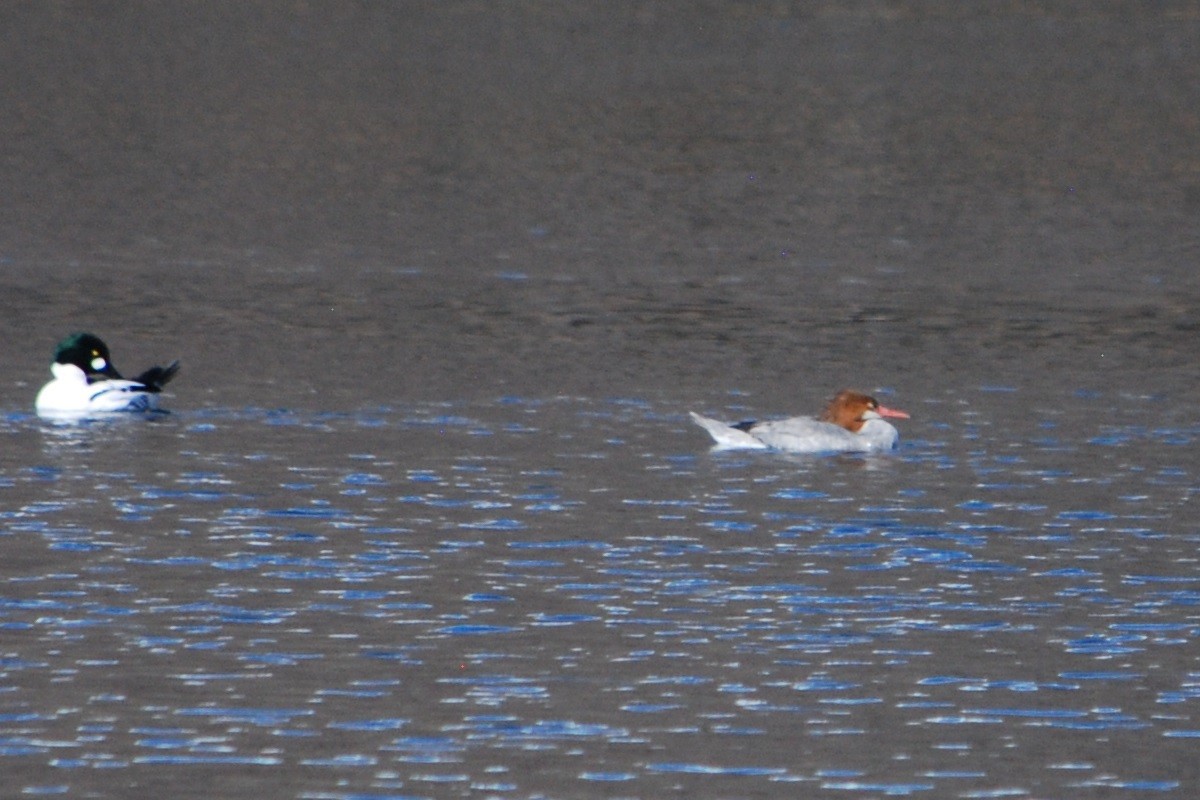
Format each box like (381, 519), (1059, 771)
(820, 390), (910, 433)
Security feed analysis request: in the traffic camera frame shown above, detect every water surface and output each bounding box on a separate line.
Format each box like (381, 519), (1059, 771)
(2, 3), (1199, 798)
(2, 391), (1197, 798)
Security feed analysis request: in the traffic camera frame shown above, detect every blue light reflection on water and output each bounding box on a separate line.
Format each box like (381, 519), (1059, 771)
(0, 393), (1197, 797)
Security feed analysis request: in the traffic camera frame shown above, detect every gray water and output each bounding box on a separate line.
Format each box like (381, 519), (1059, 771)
(3, 3), (1200, 799)
(2, 390), (1197, 798)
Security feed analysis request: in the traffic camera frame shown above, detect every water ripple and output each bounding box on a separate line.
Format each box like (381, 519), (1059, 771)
(1, 395), (1195, 797)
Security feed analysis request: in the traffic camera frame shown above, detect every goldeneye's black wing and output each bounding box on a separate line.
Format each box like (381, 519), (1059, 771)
(132, 360), (180, 393)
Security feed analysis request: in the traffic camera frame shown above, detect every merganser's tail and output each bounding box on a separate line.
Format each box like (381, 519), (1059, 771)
(688, 412), (769, 450)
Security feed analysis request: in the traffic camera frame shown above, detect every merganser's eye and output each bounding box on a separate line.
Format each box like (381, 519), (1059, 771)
(91, 357), (107, 370)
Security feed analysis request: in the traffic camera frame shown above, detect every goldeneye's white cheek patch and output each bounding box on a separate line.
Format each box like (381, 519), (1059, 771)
(91, 357), (107, 371)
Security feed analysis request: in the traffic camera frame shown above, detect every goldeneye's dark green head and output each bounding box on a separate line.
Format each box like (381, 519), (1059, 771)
(53, 332), (124, 382)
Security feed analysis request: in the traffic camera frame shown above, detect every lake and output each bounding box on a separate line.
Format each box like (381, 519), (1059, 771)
(2, 3), (1198, 798)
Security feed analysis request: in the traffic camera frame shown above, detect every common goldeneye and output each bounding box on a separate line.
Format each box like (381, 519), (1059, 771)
(35, 332), (180, 417)
(690, 389), (909, 453)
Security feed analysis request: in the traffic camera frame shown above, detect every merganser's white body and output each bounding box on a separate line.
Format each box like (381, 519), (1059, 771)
(690, 390), (909, 454)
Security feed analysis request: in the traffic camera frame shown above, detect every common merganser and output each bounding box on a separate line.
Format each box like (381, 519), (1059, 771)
(35, 332), (180, 418)
(690, 390), (909, 453)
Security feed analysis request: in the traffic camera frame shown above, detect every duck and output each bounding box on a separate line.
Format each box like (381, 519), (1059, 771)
(689, 390), (909, 453)
(35, 332), (180, 417)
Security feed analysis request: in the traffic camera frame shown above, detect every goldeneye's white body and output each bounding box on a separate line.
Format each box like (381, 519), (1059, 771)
(35, 332), (179, 419)
(37, 363), (162, 415)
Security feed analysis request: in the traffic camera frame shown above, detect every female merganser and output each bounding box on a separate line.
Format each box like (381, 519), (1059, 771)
(35, 332), (180, 417)
(690, 390), (909, 453)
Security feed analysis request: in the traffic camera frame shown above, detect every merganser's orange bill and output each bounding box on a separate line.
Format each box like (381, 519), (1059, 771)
(876, 404), (910, 419)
